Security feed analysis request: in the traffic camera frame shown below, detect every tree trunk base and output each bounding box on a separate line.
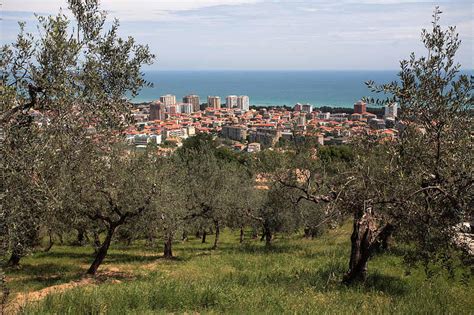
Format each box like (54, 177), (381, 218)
(7, 253), (21, 267)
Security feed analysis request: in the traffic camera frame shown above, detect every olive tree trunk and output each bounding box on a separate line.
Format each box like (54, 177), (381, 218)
(163, 234), (173, 259)
(87, 226), (116, 275)
(264, 226), (272, 247)
(7, 251), (21, 267)
(343, 206), (394, 284)
(212, 220), (220, 250)
(44, 230), (54, 252)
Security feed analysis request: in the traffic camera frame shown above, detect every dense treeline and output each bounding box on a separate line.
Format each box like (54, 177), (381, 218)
(1, 1), (472, 308)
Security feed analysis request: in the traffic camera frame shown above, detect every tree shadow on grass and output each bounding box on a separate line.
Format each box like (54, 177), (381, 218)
(31, 251), (93, 262)
(33, 251), (163, 265)
(312, 264), (410, 297)
(5, 263), (85, 293)
(217, 261), (410, 298)
(360, 272), (410, 296)
(103, 252), (162, 264)
(5, 263), (78, 278)
(227, 242), (305, 255)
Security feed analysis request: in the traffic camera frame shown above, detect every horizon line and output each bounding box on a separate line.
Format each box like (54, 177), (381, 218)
(142, 68), (473, 72)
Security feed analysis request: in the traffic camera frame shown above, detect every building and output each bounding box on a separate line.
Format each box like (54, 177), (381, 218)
(226, 95), (238, 108)
(363, 112), (377, 121)
(160, 94), (177, 106)
(247, 142), (261, 153)
(134, 134), (162, 146)
(297, 115), (306, 125)
(330, 113), (349, 122)
(208, 96), (221, 109)
(384, 103), (398, 119)
(183, 95), (200, 112)
(162, 127), (188, 140)
(248, 128), (281, 148)
(369, 118), (386, 130)
(294, 103), (303, 111)
(354, 100), (366, 114)
(221, 125), (248, 141)
(237, 95), (250, 111)
(149, 102), (165, 121)
(302, 104), (313, 113)
(179, 103), (193, 114)
(317, 112), (330, 120)
(186, 126), (196, 137)
(166, 105), (178, 115)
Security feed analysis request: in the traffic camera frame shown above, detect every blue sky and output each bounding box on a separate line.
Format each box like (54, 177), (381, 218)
(1, 0), (472, 70)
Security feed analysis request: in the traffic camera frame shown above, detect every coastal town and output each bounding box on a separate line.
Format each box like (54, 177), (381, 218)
(127, 94), (399, 152)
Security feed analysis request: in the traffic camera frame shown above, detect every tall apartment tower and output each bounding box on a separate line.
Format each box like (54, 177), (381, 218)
(207, 96), (221, 109)
(384, 103), (398, 119)
(354, 100), (366, 114)
(302, 104), (313, 113)
(160, 94), (176, 106)
(179, 103), (193, 114)
(237, 95), (250, 111)
(149, 102), (165, 121)
(183, 94), (200, 112)
(226, 95), (238, 108)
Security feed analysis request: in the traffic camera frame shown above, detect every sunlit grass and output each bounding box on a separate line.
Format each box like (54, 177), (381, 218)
(5, 224), (473, 314)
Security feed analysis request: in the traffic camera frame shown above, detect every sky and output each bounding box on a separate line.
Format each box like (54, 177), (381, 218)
(1, 0), (473, 70)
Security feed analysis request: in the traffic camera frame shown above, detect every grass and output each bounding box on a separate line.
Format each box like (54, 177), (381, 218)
(5, 224), (473, 314)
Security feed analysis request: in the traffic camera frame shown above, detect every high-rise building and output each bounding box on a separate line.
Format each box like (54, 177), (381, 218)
(226, 95), (238, 108)
(149, 102), (165, 121)
(183, 94), (200, 112)
(354, 100), (366, 114)
(384, 103), (398, 119)
(160, 94), (176, 106)
(302, 104), (313, 113)
(294, 103), (303, 111)
(237, 95), (250, 111)
(208, 96), (221, 109)
(180, 103), (193, 114)
(166, 104), (178, 115)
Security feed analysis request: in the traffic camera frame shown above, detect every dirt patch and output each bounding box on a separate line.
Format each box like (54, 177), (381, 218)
(4, 269), (133, 314)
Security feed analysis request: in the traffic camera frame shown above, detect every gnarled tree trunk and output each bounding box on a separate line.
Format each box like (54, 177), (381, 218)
(93, 230), (101, 254)
(76, 228), (86, 246)
(343, 206), (394, 284)
(87, 226), (116, 275)
(212, 220), (220, 249)
(7, 251), (21, 267)
(201, 230), (207, 243)
(44, 230), (54, 252)
(264, 226), (272, 247)
(163, 235), (173, 259)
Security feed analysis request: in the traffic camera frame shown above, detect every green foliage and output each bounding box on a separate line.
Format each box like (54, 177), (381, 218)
(318, 145), (354, 163)
(361, 7), (473, 271)
(1, 0), (155, 272)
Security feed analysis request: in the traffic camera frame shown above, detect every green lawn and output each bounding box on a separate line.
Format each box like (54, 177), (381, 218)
(5, 224), (473, 314)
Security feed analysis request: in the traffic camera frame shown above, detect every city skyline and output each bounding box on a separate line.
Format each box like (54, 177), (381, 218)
(1, 0), (472, 70)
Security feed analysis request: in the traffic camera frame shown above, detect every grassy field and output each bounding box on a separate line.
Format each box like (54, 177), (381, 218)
(4, 224), (473, 314)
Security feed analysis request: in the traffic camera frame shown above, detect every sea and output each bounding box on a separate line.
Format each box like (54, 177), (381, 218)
(132, 70), (472, 108)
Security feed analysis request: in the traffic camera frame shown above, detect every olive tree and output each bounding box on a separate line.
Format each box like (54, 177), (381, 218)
(68, 146), (159, 275)
(1, 0), (154, 266)
(342, 8), (473, 283)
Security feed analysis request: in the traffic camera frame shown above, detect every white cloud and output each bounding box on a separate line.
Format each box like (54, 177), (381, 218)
(2, 0), (260, 20)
